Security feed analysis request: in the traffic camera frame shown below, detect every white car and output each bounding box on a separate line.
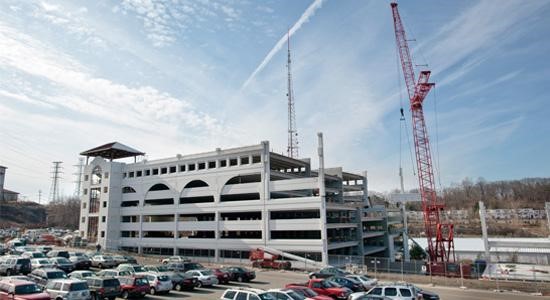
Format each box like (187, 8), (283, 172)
(267, 288), (307, 300)
(161, 256), (189, 264)
(346, 275), (378, 289)
(221, 287), (276, 300)
(45, 279), (91, 300)
(31, 258), (54, 270)
(186, 269), (219, 287)
(136, 272), (172, 295)
(365, 284), (418, 300)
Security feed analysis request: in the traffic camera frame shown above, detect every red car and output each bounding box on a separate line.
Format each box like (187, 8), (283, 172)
(286, 279), (351, 300)
(117, 276), (149, 299)
(287, 286), (333, 300)
(212, 268), (230, 284)
(0, 279), (50, 300)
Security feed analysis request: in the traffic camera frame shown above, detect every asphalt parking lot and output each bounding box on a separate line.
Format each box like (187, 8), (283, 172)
(124, 269), (549, 300)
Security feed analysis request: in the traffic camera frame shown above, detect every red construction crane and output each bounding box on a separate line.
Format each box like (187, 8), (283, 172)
(390, 2), (455, 264)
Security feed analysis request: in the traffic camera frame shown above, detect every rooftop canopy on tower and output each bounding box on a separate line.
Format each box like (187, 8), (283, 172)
(80, 142), (145, 161)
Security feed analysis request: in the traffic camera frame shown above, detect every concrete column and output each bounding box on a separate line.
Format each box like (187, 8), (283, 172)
(479, 201), (490, 261)
(318, 133), (329, 265)
(0, 166), (6, 202)
(261, 141), (270, 247)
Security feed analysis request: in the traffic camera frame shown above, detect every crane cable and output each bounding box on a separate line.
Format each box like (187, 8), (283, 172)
(395, 40), (417, 179)
(432, 85), (443, 192)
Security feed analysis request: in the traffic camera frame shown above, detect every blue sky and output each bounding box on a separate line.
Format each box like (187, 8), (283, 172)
(0, 0), (549, 201)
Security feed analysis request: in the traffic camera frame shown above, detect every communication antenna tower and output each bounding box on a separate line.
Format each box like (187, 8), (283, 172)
(286, 31), (299, 158)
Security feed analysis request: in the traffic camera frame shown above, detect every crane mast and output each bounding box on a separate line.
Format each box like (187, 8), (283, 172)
(390, 2), (455, 264)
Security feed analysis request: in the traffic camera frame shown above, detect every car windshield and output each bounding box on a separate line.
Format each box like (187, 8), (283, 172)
(135, 278), (148, 286)
(104, 279), (120, 287)
(14, 284), (42, 295)
(201, 270), (213, 275)
(70, 282), (88, 291)
(33, 253), (46, 258)
(36, 259), (50, 264)
(16, 259), (30, 264)
(48, 272), (68, 279)
(287, 291), (306, 300)
(303, 288), (318, 297)
(133, 266), (145, 272)
(81, 272), (93, 278)
(156, 266), (169, 272)
(258, 293), (276, 300)
(158, 275), (170, 281)
(359, 276), (371, 281)
(119, 271), (131, 276)
(324, 280), (340, 288)
(56, 258), (70, 263)
(103, 256), (114, 261)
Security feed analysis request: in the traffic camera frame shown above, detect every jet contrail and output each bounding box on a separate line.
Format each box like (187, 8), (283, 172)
(241, 0), (325, 90)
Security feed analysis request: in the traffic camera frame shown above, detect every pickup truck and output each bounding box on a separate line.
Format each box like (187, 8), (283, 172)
(285, 279), (351, 299)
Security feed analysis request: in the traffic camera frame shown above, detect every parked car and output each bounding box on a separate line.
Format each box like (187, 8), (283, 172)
(91, 256), (117, 269)
(0, 256), (32, 275)
(329, 276), (365, 292)
(185, 269), (219, 287)
(212, 268), (231, 284)
(35, 246), (53, 255)
(96, 269), (132, 278)
(31, 258), (54, 270)
(28, 268), (68, 289)
(3, 275), (33, 282)
(286, 286), (333, 300)
(85, 276), (121, 300)
(167, 272), (197, 291)
(117, 276), (149, 299)
(112, 255), (127, 266)
(0, 279), (50, 300)
(348, 292), (391, 300)
(117, 264), (146, 274)
(160, 256), (189, 264)
(46, 250), (70, 259)
(68, 252), (92, 270)
(346, 275), (378, 289)
(122, 256), (138, 264)
(411, 285), (439, 300)
(22, 251), (47, 259)
(49, 257), (75, 273)
(365, 284), (419, 300)
(135, 272), (172, 295)
(224, 266), (256, 282)
(286, 279), (351, 300)
(220, 287), (276, 300)
(164, 262), (204, 273)
(44, 279), (91, 300)
(143, 265), (171, 274)
(69, 270), (96, 280)
(267, 288), (309, 300)
(309, 267), (350, 279)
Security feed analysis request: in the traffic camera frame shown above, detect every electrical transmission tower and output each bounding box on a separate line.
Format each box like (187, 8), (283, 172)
(49, 161), (63, 203)
(73, 158), (85, 197)
(286, 32), (299, 158)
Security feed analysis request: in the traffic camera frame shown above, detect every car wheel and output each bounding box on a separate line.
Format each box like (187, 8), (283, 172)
(237, 276), (243, 282)
(98, 263), (103, 269)
(108, 297), (116, 300)
(175, 283), (182, 291)
(150, 287), (156, 295)
(6, 269), (12, 276)
(122, 291), (129, 299)
(196, 281), (202, 288)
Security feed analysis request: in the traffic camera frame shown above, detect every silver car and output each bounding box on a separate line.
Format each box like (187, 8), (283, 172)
(31, 258), (54, 270)
(91, 255), (117, 269)
(45, 279), (91, 300)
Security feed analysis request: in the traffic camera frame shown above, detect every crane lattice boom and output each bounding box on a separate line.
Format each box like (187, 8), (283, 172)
(390, 2), (455, 264)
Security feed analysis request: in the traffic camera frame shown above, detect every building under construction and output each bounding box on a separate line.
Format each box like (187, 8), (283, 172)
(77, 138), (406, 265)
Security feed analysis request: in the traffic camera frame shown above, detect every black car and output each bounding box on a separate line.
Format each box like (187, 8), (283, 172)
(224, 266), (255, 282)
(68, 252), (92, 270)
(329, 276), (365, 292)
(47, 250), (70, 259)
(165, 262), (204, 273)
(86, 276), (121, 300)
(309, 267), (350, 279)
(415, 287), (440, 300)
(167, 272), (197, 291)
(28, 268), (67, 288)
(0, 257), (32, 275)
